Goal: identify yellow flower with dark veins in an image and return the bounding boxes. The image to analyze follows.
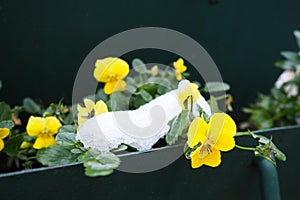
[77,99,108,128]
[26,116,62,149]
[178,81,200,109]
[94,57,130,94]
[173,58,187,80]
[0,128,9,151]
[187,113,236,168]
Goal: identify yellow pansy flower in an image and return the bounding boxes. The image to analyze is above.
[187,113,236,168]
[26,116,62,149]
[0,128,10,151]
[178,81,200,109]
[173,58,187,80]
[77,99,108,128]
[94,57,129,94]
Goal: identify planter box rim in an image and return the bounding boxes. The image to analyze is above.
[1,125,299,178]
[0,142,185,178]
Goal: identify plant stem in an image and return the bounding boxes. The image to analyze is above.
[235,131,252,137]
[27,156,37,160]
[235,144,256,151]
[139,73,144,84]
[214,94,228,101]
[161,66,170,78]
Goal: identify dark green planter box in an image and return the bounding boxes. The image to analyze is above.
[0,126,299,200]
[1,1,300,200]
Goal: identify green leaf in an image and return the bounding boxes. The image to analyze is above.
[197,105,210,122]
[70,148,83,154]
[132,58,147,73]
[4,134,24,156]
[79,149,121,177]
[250,110,274,129]
[63,112,74,125]
[275,60,295,70]
[157,85,171,95]
[109,92,131,111]
[126,84,137,93]
[43,103,57,116]
[250,132,286,163]
[138,90,153,102]
[59,125,76,133]
[294,30,300,49]
[207,96,220,114]
[23,98,41,114]
[139,83,158,95]
[37,145,78,166]
[129,94,149,109]
[112,144,128,152]
[0,101,11,121]
[0,120,14,129]
[166,110,190,145]
[203,82,230,93]
[126,77,136,85]
[56,132,77,147]
[280,51,300,63]
[95,88,108,102]
[23,135,35,142]
[85,168,114,177]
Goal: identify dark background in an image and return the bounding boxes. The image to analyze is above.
[0,0,300,122]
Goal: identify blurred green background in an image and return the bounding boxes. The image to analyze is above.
[0,0,300,122]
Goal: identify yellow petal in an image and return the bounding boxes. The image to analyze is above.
[208,113,236,152]
[175,71,182,80]
[94,100,108,116]
[77,116,87,127]
[94,57,129,83]
[178,82,201,108]
[0,128,9,139]
[190,147,221,168]
[77,104,89,126]
[77,104,88,114]
[187,117,208,148]
[190,83,200,97]
[94,58,115,82]
[33,134,56,149]
[104,80,126,94]
[0,139,4,151]
[83,99,95,113]
[26,116,45,137]
[110,61,130,80]
[45,117,62,135]
[173,58,187,73]
[149,65,158,76]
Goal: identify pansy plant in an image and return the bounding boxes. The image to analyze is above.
[0,57,286,177]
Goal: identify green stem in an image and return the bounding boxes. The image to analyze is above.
[214,94,228,101]
[235,144,256,151]
[139,73,144,84]
[235,131,252,137]
[161,66,169,78]
[271,110,288,121]
[27,156,37,161]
